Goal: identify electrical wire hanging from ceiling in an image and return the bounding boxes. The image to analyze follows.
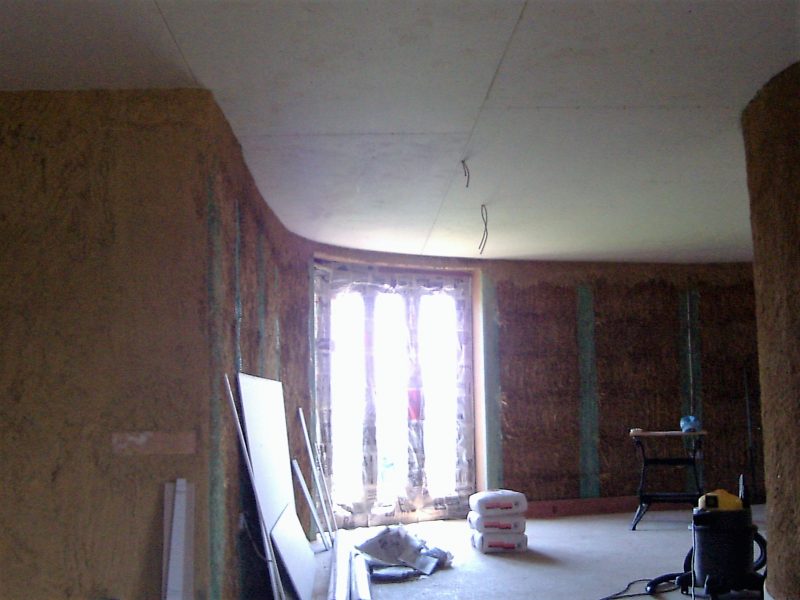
[461,158,488,255]
[479,203,488,255]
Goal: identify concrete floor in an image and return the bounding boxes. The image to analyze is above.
[316,505,767,600]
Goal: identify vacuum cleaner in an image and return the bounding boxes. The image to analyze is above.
[645,475,766,599]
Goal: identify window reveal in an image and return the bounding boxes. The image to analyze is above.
[314,261,475,526]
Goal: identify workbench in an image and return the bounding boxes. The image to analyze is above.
[629,429,706,530]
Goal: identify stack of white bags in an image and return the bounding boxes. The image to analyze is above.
[468,489,528,553]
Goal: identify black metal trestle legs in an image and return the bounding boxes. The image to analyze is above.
[630,502,650,531]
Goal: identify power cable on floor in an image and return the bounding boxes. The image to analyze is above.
[596,577,678,600]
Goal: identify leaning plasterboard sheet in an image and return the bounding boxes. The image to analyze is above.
[238,373,295,530]
[162,480,195,600]
[271,504,316,600]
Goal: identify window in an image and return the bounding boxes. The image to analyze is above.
[314,260,474,526]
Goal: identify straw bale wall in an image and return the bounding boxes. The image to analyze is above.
[594,280,683,497]
[495,282,581,499]
[0,88,763,599]
[742,61,800,600]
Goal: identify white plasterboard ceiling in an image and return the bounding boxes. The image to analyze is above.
[2,1,798,261]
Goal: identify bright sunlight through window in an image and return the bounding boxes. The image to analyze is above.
[329,291,366,502]
[329,291,460,504]
[419,293,459,498]
[314,261,474,524]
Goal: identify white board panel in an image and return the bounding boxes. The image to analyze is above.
[162,480,195,600]
[271,505,316,600]
[238,373,295,531]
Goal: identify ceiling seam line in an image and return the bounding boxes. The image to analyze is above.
[240,132,472,139]
[476,0,529,116]
[153,0,199,86]
[492,104,739,111]
[420,0,529,256]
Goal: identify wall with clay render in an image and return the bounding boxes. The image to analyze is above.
[742,62,800,600]
[0,89,316,600]
[0,89,764,599]
[479,262,760,503]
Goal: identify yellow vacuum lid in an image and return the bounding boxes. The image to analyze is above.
[698,489,744,511]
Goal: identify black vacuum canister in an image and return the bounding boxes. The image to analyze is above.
[692,507,757,583]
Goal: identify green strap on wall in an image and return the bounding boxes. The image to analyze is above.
[482,275,503,490]
[577,284,600,498]
[679,289,703,490]
[255,236,267,376]
[679,289,703,419]
[234,196,243,373]
[206,177,224,600]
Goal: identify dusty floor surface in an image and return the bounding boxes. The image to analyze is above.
[315,505,767,600]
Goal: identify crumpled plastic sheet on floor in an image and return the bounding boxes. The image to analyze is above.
[355,525,453,583]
